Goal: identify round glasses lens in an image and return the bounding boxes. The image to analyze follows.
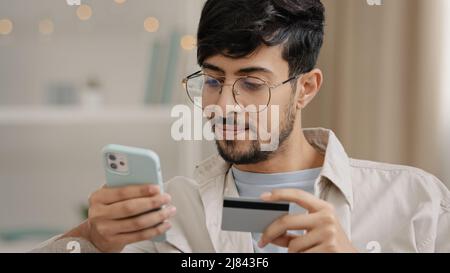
[186,75,222,108]
[234,77,270,112]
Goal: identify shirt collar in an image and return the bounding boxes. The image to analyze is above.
[303,128,353,209]
[194,128,354,209]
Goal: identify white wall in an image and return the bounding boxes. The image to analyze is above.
[0,0,203,105]
[0,108,206,231]
[0,0,209,236]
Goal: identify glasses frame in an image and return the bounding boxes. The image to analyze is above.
[182,70,301,112]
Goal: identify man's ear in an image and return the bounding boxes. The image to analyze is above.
[295,68,323,109]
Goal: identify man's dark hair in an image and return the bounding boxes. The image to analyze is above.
[197,0,325,77]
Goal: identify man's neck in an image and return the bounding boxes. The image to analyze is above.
[235,127,324,174]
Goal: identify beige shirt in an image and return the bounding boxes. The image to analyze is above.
[33,128,450,253]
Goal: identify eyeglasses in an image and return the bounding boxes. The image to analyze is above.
[182,70,300,112]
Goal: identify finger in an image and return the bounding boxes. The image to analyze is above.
[90,184,161,205]
[287,229,322,253]
[98,193,172,219]
[302,244,327,253]
[114,221,172,246]
[109,205,177,234]
[260,188,331,213]
[268,233,297,248]
[259,213,321,248]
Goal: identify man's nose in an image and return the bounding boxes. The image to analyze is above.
[215,84,238,116]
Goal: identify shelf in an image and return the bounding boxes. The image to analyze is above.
[0,105,177,124]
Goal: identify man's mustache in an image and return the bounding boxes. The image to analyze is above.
[210,116,262,132]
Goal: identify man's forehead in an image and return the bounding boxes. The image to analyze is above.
[203,44,287,75]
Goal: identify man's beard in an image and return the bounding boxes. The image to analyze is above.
[215,102,297,165]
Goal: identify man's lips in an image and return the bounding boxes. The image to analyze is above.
[214,124,249,132]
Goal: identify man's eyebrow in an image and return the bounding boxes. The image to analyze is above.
[202,63,274,76]
[236,66,274,75]
[202,63,225,74]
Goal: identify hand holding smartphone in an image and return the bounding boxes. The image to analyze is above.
[66,144,175,252]
[102,144,170,242]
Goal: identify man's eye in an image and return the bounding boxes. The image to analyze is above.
[241,80,265,91]
[204,78,221,88]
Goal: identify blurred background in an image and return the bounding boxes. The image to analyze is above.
[0,0,448,251]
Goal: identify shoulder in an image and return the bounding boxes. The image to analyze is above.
[349,158,450,210]
[163,176,201,203]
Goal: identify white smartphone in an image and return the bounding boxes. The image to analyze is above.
[102,144,166,242]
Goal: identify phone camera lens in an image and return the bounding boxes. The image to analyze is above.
[109,154,116,161]
[110,163,118,169]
